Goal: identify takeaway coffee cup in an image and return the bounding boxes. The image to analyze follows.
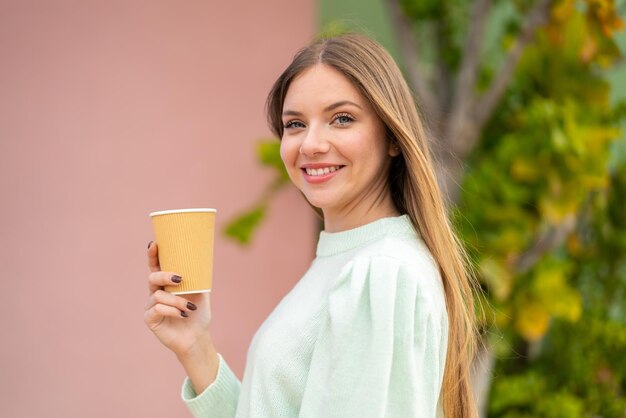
[149,208,216,294]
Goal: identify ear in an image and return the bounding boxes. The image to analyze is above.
[388,142,401,157]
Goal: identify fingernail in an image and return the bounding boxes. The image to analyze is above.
[187,301,197,311]
[147,240,153,250]
[171,275,182,283]
[180,310,188,318]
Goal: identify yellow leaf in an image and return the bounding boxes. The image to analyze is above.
[580,34,597,63]
[533,264,566,294]
[515,301,550,341]
[495,305,512,329]
[551,288,583,322]
[551,0,575,23]
[539,192,580,224]
[511,158,538,182]
[579,173,609,189]
[539,197,572,223]
[531,263,583,322]
[566,233,583,255]
[479,258,513,302]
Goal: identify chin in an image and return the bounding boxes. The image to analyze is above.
[302,194,337,211]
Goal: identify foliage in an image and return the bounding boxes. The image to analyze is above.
[225,0,626,414]
[223,140,288,244]
[487,163,626,417]
[448,1,626,415]
[255,140,290,183]
[456,0,624,339]
[224,205,267,245]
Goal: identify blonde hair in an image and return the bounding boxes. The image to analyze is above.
[266,33,478,418]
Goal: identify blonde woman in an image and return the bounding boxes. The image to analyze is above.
[144,33,477,418]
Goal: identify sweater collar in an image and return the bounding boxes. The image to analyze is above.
[316,214,417,257]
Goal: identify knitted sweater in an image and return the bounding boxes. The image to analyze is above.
[181,215,448,417]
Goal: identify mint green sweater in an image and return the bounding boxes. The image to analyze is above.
[181,215,448,417]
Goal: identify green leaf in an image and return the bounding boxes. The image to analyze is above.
[316,20,349,39]
[256,140,290,182]
[479,257,514,302]
[223,205,267,245]
[489,372,546,413]
[399,0,441,20]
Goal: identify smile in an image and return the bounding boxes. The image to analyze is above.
[301,165,345,184]
[304,166,343,176]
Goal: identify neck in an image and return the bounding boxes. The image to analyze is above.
[321,193,400,233]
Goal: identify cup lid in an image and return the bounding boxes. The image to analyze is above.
[149,208,217,217]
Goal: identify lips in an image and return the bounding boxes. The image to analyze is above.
[304,165,343,176]
[301,165,345,184]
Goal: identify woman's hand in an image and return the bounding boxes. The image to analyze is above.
[144,241,220,394]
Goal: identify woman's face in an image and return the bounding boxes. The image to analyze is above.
[280,64,399,222]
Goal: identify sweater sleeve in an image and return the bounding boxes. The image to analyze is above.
[299,255,448,418]
[180,354,241,418]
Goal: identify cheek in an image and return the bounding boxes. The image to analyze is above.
[343,131,387,167]
[280,140,302,187]
[280,140,297,169]
[356,139,391,176]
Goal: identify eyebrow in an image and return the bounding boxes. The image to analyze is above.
[282,100,363,117]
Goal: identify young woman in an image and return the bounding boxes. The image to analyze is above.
[144,33,477,418]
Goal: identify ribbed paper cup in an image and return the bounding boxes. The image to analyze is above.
[149,208,216,294]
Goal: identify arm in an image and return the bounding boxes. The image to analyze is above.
[144,242,240,417]
[177,335,220,395]
[181,354,241,418]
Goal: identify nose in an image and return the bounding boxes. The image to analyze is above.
[299,124,331,156]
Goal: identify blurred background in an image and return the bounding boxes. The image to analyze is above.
[1,0,625,417]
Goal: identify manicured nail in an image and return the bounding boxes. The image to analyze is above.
[187,302,197,311]
[180,310,188,318]
[147,240,153,250]
[171,275,182,283]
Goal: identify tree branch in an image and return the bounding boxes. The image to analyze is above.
[471,341,496,418]
[434,16,454,116]
[385,0,438,117]
[514,214,576,274]
[445,0,491,151]
[472,0,552,131]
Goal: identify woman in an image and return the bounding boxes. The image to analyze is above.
[144,33,477,418]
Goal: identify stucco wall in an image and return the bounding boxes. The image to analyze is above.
[0,1,315,416]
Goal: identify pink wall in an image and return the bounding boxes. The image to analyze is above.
[0,1,315,416]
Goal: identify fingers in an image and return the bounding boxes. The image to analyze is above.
[144,290,197,328]
[144,301,188,328]
[147,241,160,272]
[148,270,183,295]
[146,241,182,295]
[144,289,196,313]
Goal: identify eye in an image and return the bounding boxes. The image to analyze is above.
[284,120,306,129]
[333,112,355,126]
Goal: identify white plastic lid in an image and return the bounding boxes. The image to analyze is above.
[149,208,217,217]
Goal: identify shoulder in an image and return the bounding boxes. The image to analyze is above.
[353,234,441,288]
[336,234,446,312]
[327,234,448,343]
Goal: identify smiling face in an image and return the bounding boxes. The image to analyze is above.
[280,64,400,231]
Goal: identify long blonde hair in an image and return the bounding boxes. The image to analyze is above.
[266,33,478,418]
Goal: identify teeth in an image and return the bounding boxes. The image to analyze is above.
[305,166,342,176]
